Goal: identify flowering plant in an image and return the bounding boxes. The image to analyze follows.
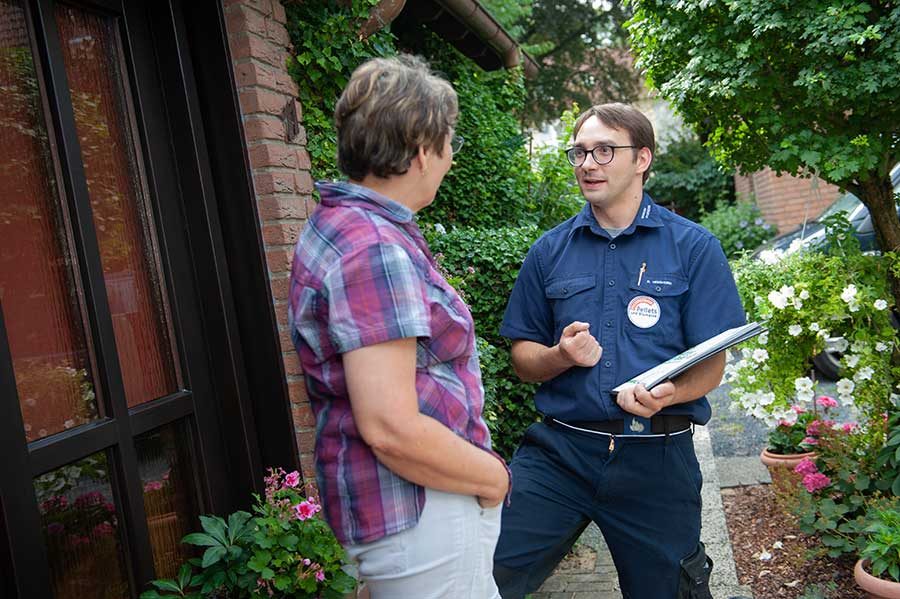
[857,497,900,582]
[727,214,899,427]
[766,396,842,455]
[141,468,355,599]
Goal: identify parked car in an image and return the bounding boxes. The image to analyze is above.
[753,165,900,380]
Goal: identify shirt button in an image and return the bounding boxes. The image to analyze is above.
[608,280,615,287]
[604,361,612,368]
[609,243,616,250]
[605,320,612,327]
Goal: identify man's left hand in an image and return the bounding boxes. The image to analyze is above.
[616,381,677,417]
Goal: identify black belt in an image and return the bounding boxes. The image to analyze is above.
[544,414,693,435]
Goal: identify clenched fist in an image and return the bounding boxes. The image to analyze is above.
[558,321,602,368]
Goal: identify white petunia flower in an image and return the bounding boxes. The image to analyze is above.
[833,338,849,353]
[758,392,776,406]
[788,325,803,336]
[780,285,795,298]
[817,329,830,338]
[809,322,820,332]
[836,378,855,396]
[849,301,860,313]
[754,296,763,305]
[874,299,888,311]
[768,290,787,310]
[844,354,860,368]
[841,284,858,303]
[759,332,769,345]
[876,342,888,352]
[793,297,803,309]
[799,290,810,300]
[759,250,782,265]
[794,377,814,394]
[854,366,874,382]
[752,349,769,363]
[433,223,447,235]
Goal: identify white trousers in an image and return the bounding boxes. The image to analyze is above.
[344,488,502,599]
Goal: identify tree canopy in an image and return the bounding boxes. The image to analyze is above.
[628,0,900,300]
[482,0,642,125]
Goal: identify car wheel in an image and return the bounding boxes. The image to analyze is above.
[812,350,842,382]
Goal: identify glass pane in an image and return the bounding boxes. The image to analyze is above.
[34,452,130,599]
[0,0,100,441]
[136,420,201,579]
[55,4,179,407]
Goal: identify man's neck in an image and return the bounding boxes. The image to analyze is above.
[590,189,645,229]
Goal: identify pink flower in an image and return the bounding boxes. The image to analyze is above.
[791,405,807,414]
[806,420,822,436]
[841,422,858,433]
[802,472,831,493]
[816,396,838,409]
[315,570,325,582]
[778,419,793,427]
[303,558,311,566]
[284,471,301,488]
[801,436,818,445]
[794,457,818,475]
[143,480,164,492]
[294,500,321,521]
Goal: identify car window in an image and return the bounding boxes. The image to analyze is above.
[821,193,861,219]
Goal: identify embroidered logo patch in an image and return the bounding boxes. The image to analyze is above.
[627,295,660,329]
[629,418,645,433]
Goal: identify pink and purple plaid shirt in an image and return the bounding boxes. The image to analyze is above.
[288,181,497,545]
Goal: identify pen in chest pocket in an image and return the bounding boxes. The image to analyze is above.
[637,262,646,286]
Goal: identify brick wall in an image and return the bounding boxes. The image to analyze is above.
[735,168,842,234]
[223,0,317,482]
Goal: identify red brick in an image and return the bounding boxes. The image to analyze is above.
[295,170,313,194]
[225,5,269,38]
[265,245,294,273]
[283,351,303,376]
[296,148,311,170]
[254,170,296,195]
[299,454,316,483]
[296,429,316,454]
[269,273,292,300]
[278,327,292,350]
[262,221,302,246]
[238,88,292,115]
[234,60,297,95]
[291,402,316,427]
[243,116,286,142]
[229,32,285,68]
[272,0,286,23]
[250,143,299,169]
[258,195,311,220]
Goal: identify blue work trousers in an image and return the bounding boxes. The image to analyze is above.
[492,421,703,598]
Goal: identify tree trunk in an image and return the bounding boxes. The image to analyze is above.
[859,174,900,311]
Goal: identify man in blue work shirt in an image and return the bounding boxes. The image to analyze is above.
[492,103,745,598]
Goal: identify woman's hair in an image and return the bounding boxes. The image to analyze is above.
[334,54,458,181]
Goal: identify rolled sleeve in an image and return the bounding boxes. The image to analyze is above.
[324,243,431,353]
[500,244,554,346]
[681,237,746,346]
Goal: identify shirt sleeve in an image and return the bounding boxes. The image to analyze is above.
[681,236,747,347]
[323,243,431,354]
[499,242,554,346]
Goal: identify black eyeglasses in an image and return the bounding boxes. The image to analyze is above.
[564,144,637,167]
[451,134,465,155]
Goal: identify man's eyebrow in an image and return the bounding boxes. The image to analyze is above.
[573,140,616,147]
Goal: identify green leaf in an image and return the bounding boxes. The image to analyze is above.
[201,546,226,568]
[178,563,192,589]
[182,532,220,547]
[150,580,181,592]
[199,515,227,545]
[892,474,900,496]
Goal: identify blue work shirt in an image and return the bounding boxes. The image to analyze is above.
[500,193,745,425]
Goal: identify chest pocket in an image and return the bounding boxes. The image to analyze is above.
[545,274,597,329]
[626,273,688,335]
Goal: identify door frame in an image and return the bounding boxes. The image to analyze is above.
[0,1,298,596]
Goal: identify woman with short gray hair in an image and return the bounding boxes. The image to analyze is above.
[288,54,509,598]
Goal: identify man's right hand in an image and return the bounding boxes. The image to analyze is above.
[557,321,602,367]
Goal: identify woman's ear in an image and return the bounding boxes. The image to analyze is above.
[414,145,430,176]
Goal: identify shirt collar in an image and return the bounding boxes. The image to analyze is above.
[573,192,664,236]
[316,181,414,224]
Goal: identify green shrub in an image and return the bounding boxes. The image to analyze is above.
[426,225,542,458]
[699,201,775,258]
[645,136,735,222]
[529,104,585,230]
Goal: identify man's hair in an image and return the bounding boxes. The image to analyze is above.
[572,103,655,183]
[335,54,458,181]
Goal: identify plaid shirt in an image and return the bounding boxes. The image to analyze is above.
[289,181,497,545]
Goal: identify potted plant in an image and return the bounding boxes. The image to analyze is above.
[854,498,900,598]
[140,468,356,599]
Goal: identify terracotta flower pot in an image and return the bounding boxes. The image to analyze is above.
[855,559,900,598]
[759,448,817,470]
